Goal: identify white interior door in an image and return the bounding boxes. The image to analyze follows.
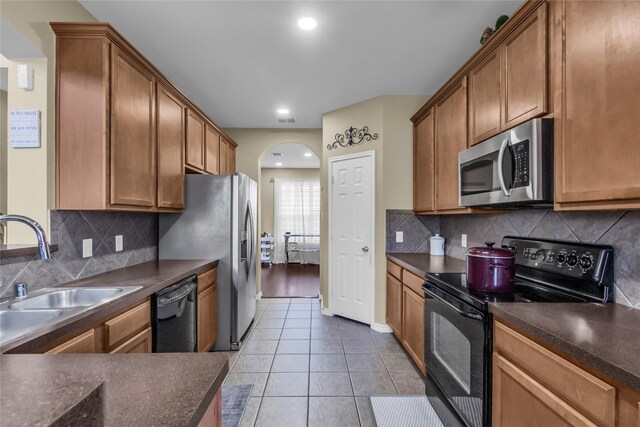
[329,151,374,324]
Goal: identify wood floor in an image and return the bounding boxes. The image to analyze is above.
[261,264,320,298]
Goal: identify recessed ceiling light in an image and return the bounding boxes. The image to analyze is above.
[297,17,317,31]
[275,162,283,167]
[304,152,312,157]
[277,108,289,115]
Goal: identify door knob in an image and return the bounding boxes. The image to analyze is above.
[362,246,369,253]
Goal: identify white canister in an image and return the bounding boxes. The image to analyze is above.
[429,234,445,256]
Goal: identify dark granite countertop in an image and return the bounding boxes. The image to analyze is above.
[386,253,466,278]
[1,259,217,354]
[0,352,229,426]
[490,302,640,392]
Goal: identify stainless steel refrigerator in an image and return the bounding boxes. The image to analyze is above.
[159,173,257,351]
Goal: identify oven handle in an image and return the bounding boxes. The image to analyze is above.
[497,138,512,197]
[423,285,484,321]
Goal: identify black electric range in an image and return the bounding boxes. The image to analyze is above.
[422,236,614,427]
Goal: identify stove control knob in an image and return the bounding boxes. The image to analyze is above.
[557,253,566,263]
[580,256,593,270]
[566,254,578,267]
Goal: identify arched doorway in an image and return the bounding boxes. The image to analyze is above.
[259,143,321,298]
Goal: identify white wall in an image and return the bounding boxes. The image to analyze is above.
[321,95,427,325]
[0,1,97,243]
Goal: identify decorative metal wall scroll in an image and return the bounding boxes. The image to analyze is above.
[327,126,379,150]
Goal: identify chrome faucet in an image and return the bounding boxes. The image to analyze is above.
[0,214,51,259]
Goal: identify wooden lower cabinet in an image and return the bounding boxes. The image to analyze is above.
[36,299,151,354]
[494,320,640,427]
[198,268,218,352]
[387,260,426,375]
[493,353,596,427]
[109,327,152,354]
[46,329,95,354]
[386,273,402,339]
[198,388,222,427]
[401,285,425,374]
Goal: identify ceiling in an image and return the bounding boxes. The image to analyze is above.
[80,1,520,129]
[261,143,320,168]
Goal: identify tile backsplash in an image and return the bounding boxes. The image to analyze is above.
[386,209,640,308]
[0,211,158,298]
[386,210,440,253]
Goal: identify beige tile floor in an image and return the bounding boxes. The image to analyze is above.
[223,297,425,427]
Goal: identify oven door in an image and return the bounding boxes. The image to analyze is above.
[423,283,489,427]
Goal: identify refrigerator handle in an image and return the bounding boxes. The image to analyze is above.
[245,204,255,274]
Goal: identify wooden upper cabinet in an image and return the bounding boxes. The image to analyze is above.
[501,2,547,129]
[186,110,206,171]
[156,84,185,209]
[413,108,435,212]
[205,125,220,175]
[468,49,502,145]
[110,47,156,207]
[554,0,640,210]
[434,78,468,212]
[228,144,236,174]
[219,138,229,175]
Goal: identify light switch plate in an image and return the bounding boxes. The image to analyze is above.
[115,235,123,252]
[461,234,468,248]
[395,231,404,243]
[82,239,93,258]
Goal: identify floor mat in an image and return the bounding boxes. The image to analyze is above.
[370,395,445,427]
[222,384,253,427]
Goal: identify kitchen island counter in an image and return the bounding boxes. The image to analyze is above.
[0,352,229,426]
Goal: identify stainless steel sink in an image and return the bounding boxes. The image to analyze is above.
[9,287,139,310]
[0,285,142,346]
[0,309,66,344]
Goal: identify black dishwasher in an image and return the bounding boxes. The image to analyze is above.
[152,275,198,353]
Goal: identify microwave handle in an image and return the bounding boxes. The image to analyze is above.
[497,138,512,197]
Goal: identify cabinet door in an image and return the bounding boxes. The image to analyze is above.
[413,109,435,212]
[401,286,425,374]
[109,327,152,353]
[205,125,220,175]
[219,138,229,175]
[110,47,156,207]
[386,273,403,340]
[554,0,640,209]
[156,84,185,209]
[501,3,547,129]
[493,354,596,427]
[468,49,502,145]
[198,284,218,352]
[186,110,205,170]
[434,78,468,212]
[46,329,95,354]
[228,145,236,174]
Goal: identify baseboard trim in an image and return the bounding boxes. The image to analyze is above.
[371,323,393,333]
[321,307,334,317]
[255,292,263,300]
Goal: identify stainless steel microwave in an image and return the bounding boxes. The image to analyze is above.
[459,118,553,208]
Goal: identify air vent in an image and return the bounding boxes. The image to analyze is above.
[277,116,297,123]
[271,152,284,157]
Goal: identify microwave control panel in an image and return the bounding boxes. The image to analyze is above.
[511,141,530,188]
